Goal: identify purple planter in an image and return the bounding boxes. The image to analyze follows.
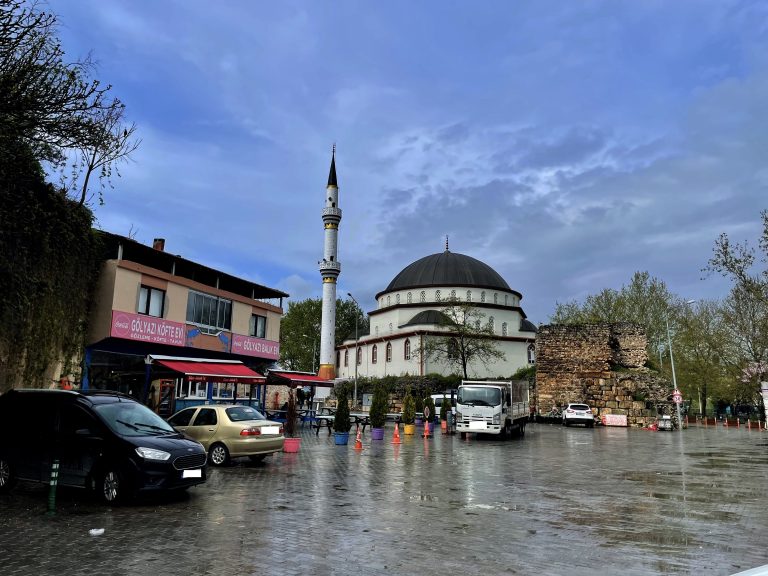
[371,427,385,440]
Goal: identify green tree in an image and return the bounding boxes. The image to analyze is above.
[279,297,369,372]
[411,297,505,379]
[369,382,389,429]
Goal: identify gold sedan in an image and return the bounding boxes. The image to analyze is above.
[168,404,284,466]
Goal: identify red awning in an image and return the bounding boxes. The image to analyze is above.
[156,360,266,384]
[268,371,335,387]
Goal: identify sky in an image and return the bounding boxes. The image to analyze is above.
[52,0,767,323]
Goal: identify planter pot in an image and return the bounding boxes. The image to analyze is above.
[283,437,301,453]
[334,432,350,445]
[440,420,448,432]
[403,423,416,435]
[370,427,385,440]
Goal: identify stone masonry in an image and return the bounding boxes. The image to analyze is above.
[535,323,671,427]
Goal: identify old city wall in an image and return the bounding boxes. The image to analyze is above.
[536,323,669,427]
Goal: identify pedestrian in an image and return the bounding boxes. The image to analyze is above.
[296,387,305,409]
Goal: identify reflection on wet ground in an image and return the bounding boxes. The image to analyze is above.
[1,424,767,575]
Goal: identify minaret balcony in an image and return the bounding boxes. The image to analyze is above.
[322,207,342,223]
[318,260,341,275]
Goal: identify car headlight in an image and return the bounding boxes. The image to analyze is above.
[455,410,462,420]
[135,447,171,461]
[493,413,500,424]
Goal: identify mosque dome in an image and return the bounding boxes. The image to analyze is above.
[377,250,513,298]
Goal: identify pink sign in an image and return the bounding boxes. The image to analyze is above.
[231,334,280,360]
[111,311,186,346]
[601,414,628,427]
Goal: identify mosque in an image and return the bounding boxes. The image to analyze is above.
[315,148,536,382]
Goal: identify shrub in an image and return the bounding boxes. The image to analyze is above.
[369,383,389,428]
[401,390,415,424]
[424,396,436,422]
[440,394,449,420]
[333,383,351,433]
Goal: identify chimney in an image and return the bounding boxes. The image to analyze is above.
[152,238,165,251]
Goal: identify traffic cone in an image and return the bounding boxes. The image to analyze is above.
[354,427,363,451]
[392,422,402,444]
[423,420,432,438]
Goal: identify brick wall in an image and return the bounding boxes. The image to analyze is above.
[535,323,669,427]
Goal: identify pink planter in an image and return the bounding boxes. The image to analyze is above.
[283,437,301,453]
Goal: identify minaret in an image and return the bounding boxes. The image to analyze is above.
[317,146,341,380]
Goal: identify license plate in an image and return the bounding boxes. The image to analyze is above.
[182,469,202,478]
[262,426,280,434]
[469,421,487,430]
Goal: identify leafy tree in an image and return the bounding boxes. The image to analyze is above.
[279,297,369,372]
[411,297,505,379]
[0,0,138,204]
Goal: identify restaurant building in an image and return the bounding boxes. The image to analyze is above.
[83,231,293,415]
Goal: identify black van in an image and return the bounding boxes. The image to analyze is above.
[0,389,207,503]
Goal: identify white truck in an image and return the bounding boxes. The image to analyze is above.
[455,380,529,438]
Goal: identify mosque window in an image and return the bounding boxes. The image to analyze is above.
[344,350,348,367]
[357,347,362,366]
[435,290,441,301]
[386,343,392,362]
[420,291,426,303]
[466,290,472,302]
[389,323,393,333]
[407,292,412,303]
[372,345,378,364]
[494,293,498,304]
[505,295,509,306]
[528,343,536,364]
[375,326,379,337]
[481,291,486,303]
[489,317,495,333]
[396,294,400,304]
[404,338,411,360]
[387,295,391,306]
[450,290,456,299]
[502,322,508,336]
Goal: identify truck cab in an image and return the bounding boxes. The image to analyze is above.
[455,380,529,438]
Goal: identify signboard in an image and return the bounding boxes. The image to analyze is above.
[110,311,185,346]
[231,334,280,360]
[601,414,628,427]
[672,390,683,404]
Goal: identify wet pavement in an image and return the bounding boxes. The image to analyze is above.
[1,423,767,576]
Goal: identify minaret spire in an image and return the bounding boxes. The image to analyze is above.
[318,146,342,380]
[445,235,449,251]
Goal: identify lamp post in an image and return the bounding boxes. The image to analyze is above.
[347,292,360,408]
[665,300,695,430]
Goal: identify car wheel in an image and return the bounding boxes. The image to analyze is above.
[0,457,16,492]
[97,466,124,504]
[209,443,230,467]
[248,455,267,463]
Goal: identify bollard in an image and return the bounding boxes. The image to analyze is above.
[47,459,60,515]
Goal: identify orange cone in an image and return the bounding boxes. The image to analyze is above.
[354,427,363,451]
[423,420,432,438]
[392,422,402,444]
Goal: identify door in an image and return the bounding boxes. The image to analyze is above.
[167,407,198,436]
[157,380,176,417]
[58,404,103,487]
[184,408,219,449]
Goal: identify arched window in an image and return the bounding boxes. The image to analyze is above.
[375,325,379,336]
[481,291,486,303]
[407,292,412,303]
[489,317,495,333]
[404,338,411,360]
[389,322,393,333]
[528,343,536,364]
[386,343,392,362]
[505,295,509,306]
[387,295,391,306]
[396,294,400,304]
[494,293,498,304]
[420,291,426,303]
[450,290,456,299]
[344,350,348,367]
[372,345,378,364]
[435,289,441,301]
[502,322,508,336]
[357,347,362,366]
[466,290,472,302]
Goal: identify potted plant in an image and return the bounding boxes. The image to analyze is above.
[414,394,424,426]
[439,393,449,433]
[401,389,416,435]
[333,383,351,445]
[369,383,388,440]
[283,389,301,453]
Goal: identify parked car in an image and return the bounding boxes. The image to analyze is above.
[562,403,595,427]
[167,404,284,466]
[0,389,207,503]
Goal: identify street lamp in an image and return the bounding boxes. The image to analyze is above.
[347,292,360,408]
[665,299,696,430]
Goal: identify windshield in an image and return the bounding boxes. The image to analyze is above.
[457,386,501,407]
[95,401,176,437]
[226,406,266,422]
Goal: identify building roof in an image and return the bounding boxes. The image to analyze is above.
[520,319,538,333]
[400,309,451,328]
[327,147,337,187]
[378,250,512,298]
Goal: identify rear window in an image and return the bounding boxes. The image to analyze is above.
[570,404,590,411]
[226,406,266,422]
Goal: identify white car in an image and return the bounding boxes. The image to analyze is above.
[562,403,595,427]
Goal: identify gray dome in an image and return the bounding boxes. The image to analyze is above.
[400,310,451,328]
[520,319,538,333]
[378,250,512,297]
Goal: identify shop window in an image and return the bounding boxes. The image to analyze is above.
[139,285,165,317]
[186,290,231,332]
[249,314,267,338]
